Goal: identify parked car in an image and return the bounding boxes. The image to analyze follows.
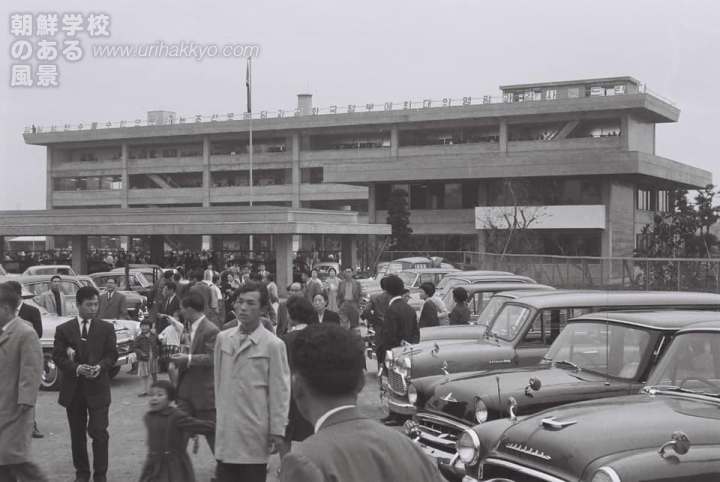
[458,317,720,482]
[364,268,462,311]
[93,270,154,298]
[360,257,457,292]
[0,280,141,391]
[22,264,77,276]
[382,291,720,419]
[434,271,535,298]
[75,275,146,320]
[406,310,720,479]
[111,264,165,284]
[312,261,341,281]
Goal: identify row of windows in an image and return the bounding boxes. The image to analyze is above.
[637,189,670,212]
[54,176,122,191]
[375,182,477,210]
[488,178,602,206]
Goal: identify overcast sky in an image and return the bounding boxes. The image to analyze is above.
[2,0,719,210]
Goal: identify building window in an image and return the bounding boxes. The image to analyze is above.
[54,176,122,191]
[657,190,669,212]
[637,189,653,211]
[444,183,462,209]
[300,168,323,184]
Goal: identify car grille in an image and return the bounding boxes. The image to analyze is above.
[388,369,407,395]
[416,413,465,448]
[482,461,564,482]
[117,341,132,355]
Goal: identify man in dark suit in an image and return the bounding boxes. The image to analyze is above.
[5,281,45,439]
[361,277,390,365]
[168,292,219,454]
[155,281,180,334]
[280,323,442,482]
[52,286,118,482]
[97,279,129,320]
[276,283,302,336]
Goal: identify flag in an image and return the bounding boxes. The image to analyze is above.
[246,57,252,113]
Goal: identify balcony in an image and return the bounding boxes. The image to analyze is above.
[128,156,204,174]
[507,136,622,153]
[210,152,292,170]
[299,183,368,201]
[209,184,294,204]
[475,205,606,230]
[375,209,477,235]
[299,148,390,164]
[52,159,122,175]
[53,190,123,207]
[127,187,203,205]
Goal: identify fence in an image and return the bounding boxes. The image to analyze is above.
[374,251,720,293]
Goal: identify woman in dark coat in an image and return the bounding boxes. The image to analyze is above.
[449,286,471,325]
[418,282,440,328]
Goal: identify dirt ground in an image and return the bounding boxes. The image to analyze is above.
[30,360,386,482]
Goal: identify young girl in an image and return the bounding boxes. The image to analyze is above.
[138,380,215,482]
[134,320,159,397]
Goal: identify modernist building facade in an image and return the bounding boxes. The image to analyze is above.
[25,76,711,258]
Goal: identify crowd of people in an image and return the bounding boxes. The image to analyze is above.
[0,264,449,482]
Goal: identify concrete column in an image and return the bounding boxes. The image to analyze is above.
[46,147,53,210]
[71,235,88,275]
[601,177,612,257]
[390,126,399,158]
[121,142,129,208]
[149,235,165,265]
[341,235,358,271]
[202,137,210,207]
[499,120,508,154]
[0,236,4,262]
[292,133,300,208]
[275,234,292,297]
[621,114,630,151]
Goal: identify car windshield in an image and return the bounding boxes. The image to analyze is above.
[646,332,720,397]
[398,272,419,288]
[134,273,152,287]
[486,304,532,341]
[475,296,512,326]
[544,322,652,379]
[437,277,464,292]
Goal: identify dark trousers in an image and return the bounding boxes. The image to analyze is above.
[176,398,216,454]
[216,463,267,482]
[0,463,48,482]
[66,394,110,482]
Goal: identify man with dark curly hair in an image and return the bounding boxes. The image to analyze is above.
[280,323,442,482]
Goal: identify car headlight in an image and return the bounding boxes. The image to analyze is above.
[456,428,481,465]
[408,383,418,406]
[591,467,621,482]
[384,352,394,370]
[474,397,488,423]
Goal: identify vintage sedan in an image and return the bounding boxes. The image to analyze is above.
[22,264,77,276]
[92,270,155,298]
[406,310,720,480]
[434,271,536,299]
[382,291,720,419]
[459,318,720,482]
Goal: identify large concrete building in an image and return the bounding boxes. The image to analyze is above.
[24,76,711,258]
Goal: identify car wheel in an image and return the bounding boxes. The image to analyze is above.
[108,366,121,379]
[40,351,62,391]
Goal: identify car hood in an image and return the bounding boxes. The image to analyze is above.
[420,324,486,342]
[41,314,134,346]
[394,339,515,380]
[423,365,628,424]
[486,394,720,478]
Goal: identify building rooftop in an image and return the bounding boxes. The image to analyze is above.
[500,76,641,91]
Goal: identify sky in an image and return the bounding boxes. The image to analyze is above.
[1,0,719,210]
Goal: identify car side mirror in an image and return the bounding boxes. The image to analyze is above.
[659,431,690,457]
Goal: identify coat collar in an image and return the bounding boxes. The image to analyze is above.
[0,316,21,347]
[227,321,267,356]
[317,406,365,431]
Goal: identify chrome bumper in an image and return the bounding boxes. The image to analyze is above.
[115,352,137,366]
[385,389,417,415]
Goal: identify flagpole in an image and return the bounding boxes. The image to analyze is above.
[247,57,254,254]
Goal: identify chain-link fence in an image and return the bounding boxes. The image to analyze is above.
[374,251,720,293]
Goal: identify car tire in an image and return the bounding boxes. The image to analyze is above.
[40,351,62,391]
[108,366,121,379]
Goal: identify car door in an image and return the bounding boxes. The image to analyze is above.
[513,309,573,366]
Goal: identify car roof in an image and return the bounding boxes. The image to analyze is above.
[390,257,435,264]
[398,268,461,274]
[93,271,144,276]
[507,291,720,310]
[454,283,554,293]
[26,264,73,269]
[572,310,720,330]
[675,319,720,334]
[446,270,515,277]
[0,274,83,284]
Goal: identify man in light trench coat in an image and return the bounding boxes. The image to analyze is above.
[0,284,47,481]
[214,281,291,482]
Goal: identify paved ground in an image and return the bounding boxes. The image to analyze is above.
[31,360,386,482]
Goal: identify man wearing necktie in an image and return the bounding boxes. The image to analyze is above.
[52,286,118,482]
[97,279,129,321]
[168,292,219,455]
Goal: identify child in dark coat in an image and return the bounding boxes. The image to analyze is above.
[138,380,215,482]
